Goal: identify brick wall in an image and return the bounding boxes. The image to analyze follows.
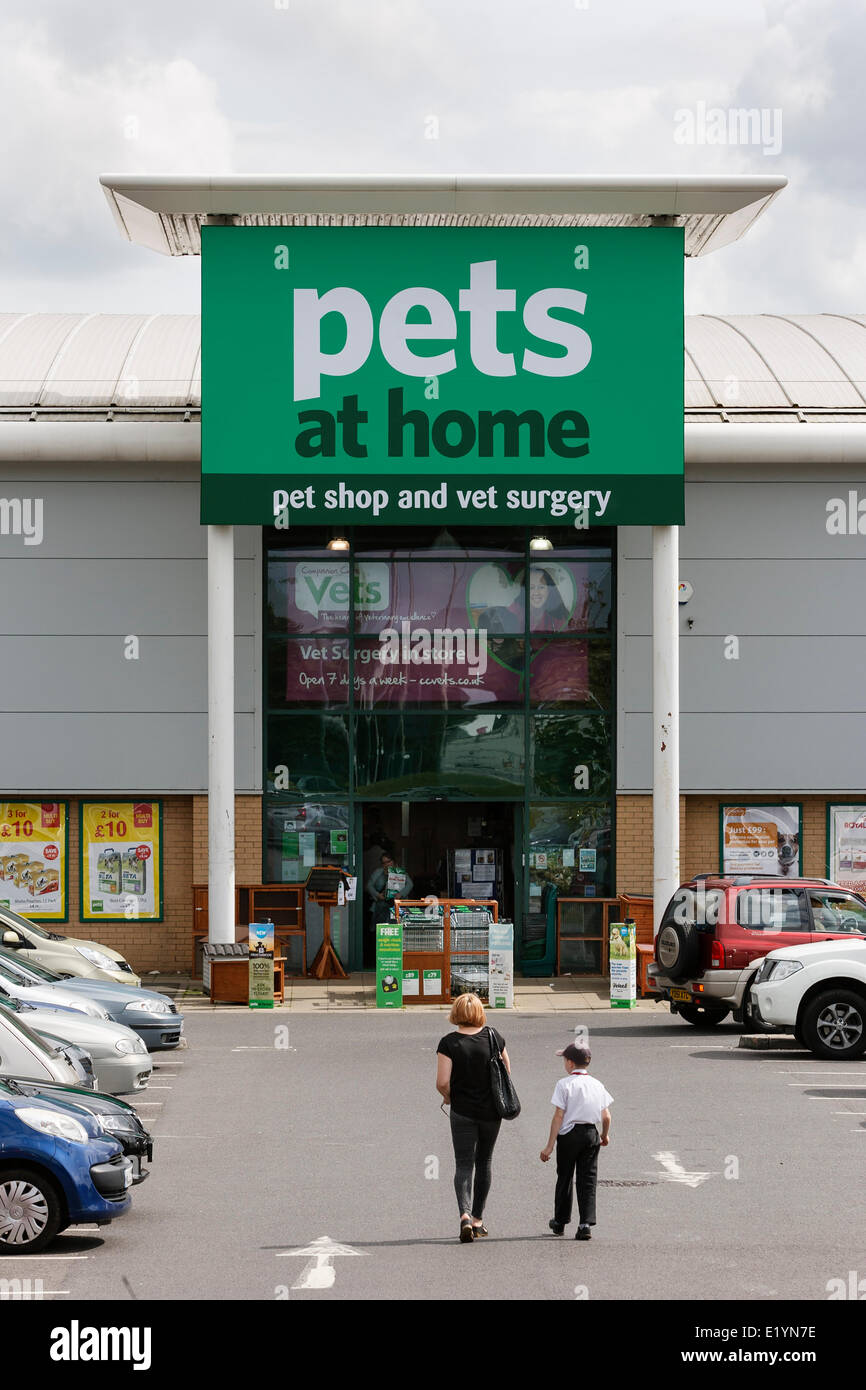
[192,795,263,884]
[617,792,852,895]
[47,794,263,976]
[57,797,193,977]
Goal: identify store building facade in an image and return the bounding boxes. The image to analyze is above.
[3,302,865,975]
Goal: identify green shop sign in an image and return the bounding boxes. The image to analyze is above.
[202,226,684,527]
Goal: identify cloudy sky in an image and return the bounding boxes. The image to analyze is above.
[1,0,863,316]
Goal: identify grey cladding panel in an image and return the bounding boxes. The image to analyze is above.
[0,713,257,793]
[621,713,866,792]
[0,480,260,559]
[619,482,866,561]
[0,636,256,713]
[622,636,866,713]
[0,559,256,635]
[621,559,866,636]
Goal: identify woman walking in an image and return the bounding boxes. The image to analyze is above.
[436,993,512,1243]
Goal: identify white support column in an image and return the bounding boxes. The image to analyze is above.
[652,525,680,935]
[208,524,235,944]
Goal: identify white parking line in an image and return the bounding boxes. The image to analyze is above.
[0,1255,89,1261]
[788,1083,866,1088]
[834,1111,866,1115]
[778,1070,866,1076]
[230,1047,275,1051]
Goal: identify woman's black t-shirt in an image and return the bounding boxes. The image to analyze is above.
[437,1026,506,1122]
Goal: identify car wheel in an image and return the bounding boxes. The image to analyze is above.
[677,1003,730,1028]
[741,985,777,1035]
[656,920,701,982]
[801,990,866,1060]
[0,1169,63,1254]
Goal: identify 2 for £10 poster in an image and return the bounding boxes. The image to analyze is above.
[81,801,162,921]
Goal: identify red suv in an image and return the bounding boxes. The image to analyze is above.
[649,875,866,1028]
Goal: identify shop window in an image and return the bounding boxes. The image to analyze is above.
[528,803,613,900]
[529,638,611,709]
[354,560,526,635]
[264,802,350,883]
[270,638,350,709]
[266,714,350,794]
[529,713,612,799]
[355,711,525,798]
[353,637,524,708]
[527,560,611,633]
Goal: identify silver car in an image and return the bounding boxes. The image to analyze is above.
[0,997,152,1095]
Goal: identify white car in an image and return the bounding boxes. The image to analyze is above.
[0,1007,92,1088]
[0,998,152,1094]
[751,937,866,1060]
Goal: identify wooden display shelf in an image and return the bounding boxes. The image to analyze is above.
[192,884,306,975]
[209,957,286,1004]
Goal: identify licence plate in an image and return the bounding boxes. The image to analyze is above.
[670,988,692,1003]
[123,1166,133,1189]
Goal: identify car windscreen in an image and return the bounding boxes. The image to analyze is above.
[0,906,64,941]
[0,945,61,984]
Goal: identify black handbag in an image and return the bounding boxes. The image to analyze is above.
[487,1026,521,1120]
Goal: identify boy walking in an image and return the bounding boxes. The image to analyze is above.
[540,1043,612,1240]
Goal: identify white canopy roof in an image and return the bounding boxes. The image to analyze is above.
[99,174,786,258]
[1,311,863,420]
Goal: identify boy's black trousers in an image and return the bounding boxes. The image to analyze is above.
[554,1123,600,1227]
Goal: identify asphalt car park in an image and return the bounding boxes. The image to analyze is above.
[5,1008,866,1302]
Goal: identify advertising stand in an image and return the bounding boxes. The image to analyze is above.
[609,921,636,1009]
[376,921,403,1008]
[488,921,515,1010]
[248,921,275,1010]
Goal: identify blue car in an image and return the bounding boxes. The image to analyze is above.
[0,1092,132,1252]
[0,946,184,1050]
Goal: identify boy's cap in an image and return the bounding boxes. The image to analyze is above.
[556,1043,591,1065]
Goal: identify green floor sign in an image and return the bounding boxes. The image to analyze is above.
[376,922,403,1008]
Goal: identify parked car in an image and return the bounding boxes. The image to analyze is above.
[0,1090,132,1252]
[751,937,866,1059]
[0,954,113,1021]
[649,875,866,1029]
[0,1077,153,1183]
[0,996,152,1095]
[0,946,183,1049]
[0,1004,94,1089]
[0,904,141,985]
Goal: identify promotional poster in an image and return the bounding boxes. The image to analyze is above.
[721,805,801,878]
[0,801,67,920]
[80,801,162,920]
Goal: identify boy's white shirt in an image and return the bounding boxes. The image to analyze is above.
[551,1069,614,1135]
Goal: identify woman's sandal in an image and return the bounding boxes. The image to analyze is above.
[459,1219,475,1244]
[472,1224,488,1238]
